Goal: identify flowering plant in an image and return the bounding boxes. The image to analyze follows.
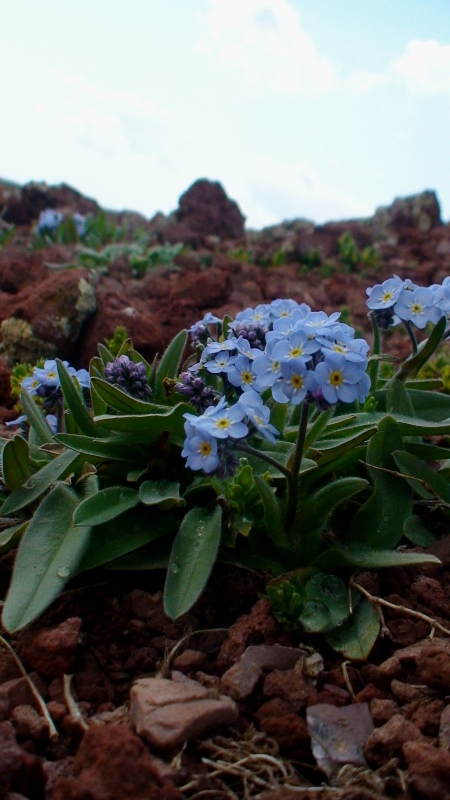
[1,278,449,659]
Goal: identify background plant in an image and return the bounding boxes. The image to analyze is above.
[1,278,449,661]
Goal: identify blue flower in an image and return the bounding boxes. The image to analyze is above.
[204,351,236,374]
[366,275,404,310]
[74,369,90,389]
[238,389,279,443]
[37,208,63,233]
[394,286,441,329]
[252,341,282,390]
[33,360,63,388]
[272,329,319,364]
[227,355,256,389]
[272,360,316,405]
[181,428,219,473]
[196,398,248,440]
[314,352,366,405]
[72,213,86,237]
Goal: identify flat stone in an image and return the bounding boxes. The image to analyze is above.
[221,644,307,700]
[306,703,374,782]
[129,677,238,749]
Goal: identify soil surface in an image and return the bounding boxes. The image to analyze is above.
[0,179,450,798]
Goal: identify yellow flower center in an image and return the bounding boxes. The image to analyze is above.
[291,374,303,389]
[242,371,253,384]
[411,303,423,314]
[216,418,230,430]
[330,370,343,386]
[290,347,303,358]
[382,291,394,302]
[200,441,212,456]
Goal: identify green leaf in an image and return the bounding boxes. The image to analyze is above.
[300,573,350,633]
[139,480,185,509]
[386,315,446,384]
[56,359,106,437]
[403,515,436,546]
[0,520,28,555]
[347,416,412,548]
[308,426,378,466]
[2,484,92,632]
[312,542,440,571]
[386,379,415,416]
[405,442,450,461]
[20,388,53,445]
[164,505,222,619]
[1,449,84,515]
[325,597,380,661]
[76,506,176,572]
[90,377,157,415]
[1,435,32,492]
[106,536,173,570]
[304,407,334,450]
[73,487,140,526]
[97,343,114,366]
[55,433,146,463]
[393,449,450,504]
[94,402,191,446]
[154,330,187,403]
[254,475,287,549]
[295,477,368,561]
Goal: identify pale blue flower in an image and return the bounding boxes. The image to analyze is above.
[314,352,365,405]
[181,429,219,473]
[272,329,319,364]
[394,286,441,329]
[196,399,248,440]
[238,389,279,443]
[227,355,256,389]
[272,360,315,405]
[366,275,404,310]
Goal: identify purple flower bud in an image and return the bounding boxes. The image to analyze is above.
[105,355,152,399]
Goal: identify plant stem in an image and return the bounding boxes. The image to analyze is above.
[235,443,290,480]
[284,402,310,533]
[404,320,418,355]
[367,314,381,390]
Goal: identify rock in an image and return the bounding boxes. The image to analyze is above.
[306,703,374,782]
[262,668,317,711]
[416,643,450,692]
[407,699,445,736]
[10,704,48,740]
[176,179,245,242]
[172,649,206,673]
[220,660,262,700]
[255,698,312,761]
[18,617,82,679]
[372,190,442,244]
[363,713,424,767]
[0,721,23,796]
[0,269,96,364]
[403,740,450,800]
[369,698,399,727]
[51,723,182,800]
[221,644,306,700]
[129,676,239,749]
[439,703,450,749]
[0,678,39,721]
[2,181,99,226]
[217,598,279,668]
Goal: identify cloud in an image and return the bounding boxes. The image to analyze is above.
[199,0,336,94]
[51,72,169,120]
[390,40,450,94]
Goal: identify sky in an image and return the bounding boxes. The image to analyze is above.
[1,0,450,229]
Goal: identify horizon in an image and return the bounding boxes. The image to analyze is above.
[2,1,450,228]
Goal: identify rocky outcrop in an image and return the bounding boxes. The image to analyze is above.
[1,181,100,226]
[148,179,246,245]
[373,190,442,245]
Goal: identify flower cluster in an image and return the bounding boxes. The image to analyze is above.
[180,299,371,474]
[104,355,151,399]
[37,209,87,238]
[366,274,450,330]
[7,360,90,433]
